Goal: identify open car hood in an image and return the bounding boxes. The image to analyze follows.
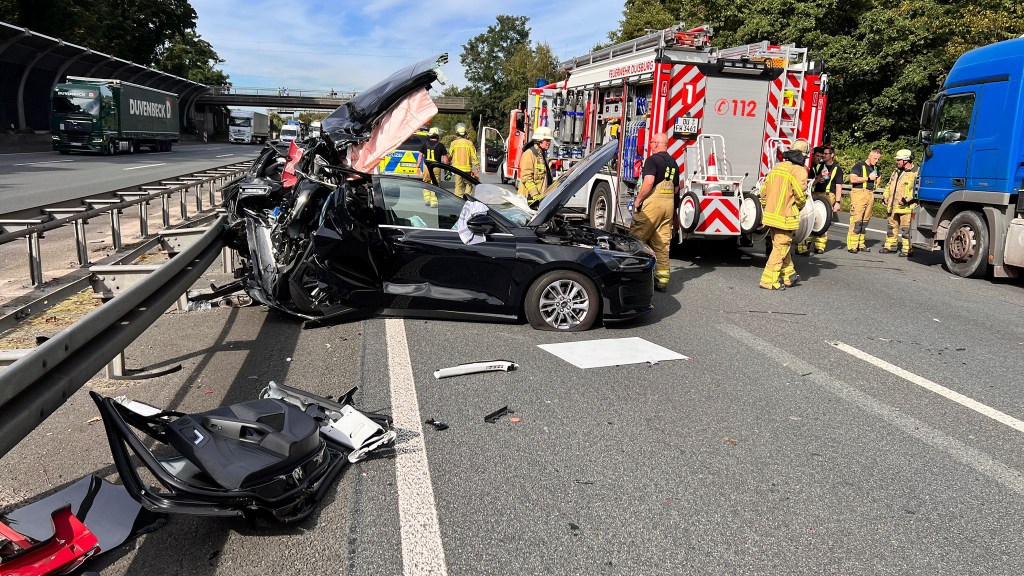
[323,54,447,144]
[527,141,619,227]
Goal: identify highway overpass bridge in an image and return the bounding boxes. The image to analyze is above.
[195,88,469,114]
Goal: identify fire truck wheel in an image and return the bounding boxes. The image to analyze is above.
[589,182,613,231]
[811,197,832,235]
[943,210,989,278]
[739,192,763,233]
[678,191,701,233]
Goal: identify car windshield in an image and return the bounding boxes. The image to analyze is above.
[52,95,100,118]
[281,126,299,135]
[469,184,534,226]
[229,117,252,127]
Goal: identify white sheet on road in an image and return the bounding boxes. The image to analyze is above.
[538,337,688,369]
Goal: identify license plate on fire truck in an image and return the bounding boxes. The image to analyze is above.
[674,116,699,136]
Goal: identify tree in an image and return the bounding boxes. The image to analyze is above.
[498,42,563,115]
[153,30,228,86]
[460,15,531,125]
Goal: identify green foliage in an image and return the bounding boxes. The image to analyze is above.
[604,0,1024,150]
[153,30,228,85]
[0,0,227,86]
[269,112,283,135]
[297,111,328,125]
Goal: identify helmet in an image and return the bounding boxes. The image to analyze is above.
[428,127,441,138]
[455,123,467,136]
[790,139,810,154]
[895,149,913,161]
[533,126,554,141]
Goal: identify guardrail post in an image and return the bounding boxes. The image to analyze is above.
[28,232,43,286]
[109,209,122,251]
[161,194,171,227]
[139,201,149,237]
[208,179,216,207]
[179,189,188,220]
[222,246,235,273]
[73,219,89,266]
[194,184,204,212]
[106,351,125,378]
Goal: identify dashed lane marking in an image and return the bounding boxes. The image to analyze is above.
[831,340,1024,435]
[215,154,234,158]
[13,159,74,166]
[832,221,887,235]
[123,163,167,171]
[385,318,448,576]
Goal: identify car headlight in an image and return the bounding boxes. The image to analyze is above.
[612,255,652,269]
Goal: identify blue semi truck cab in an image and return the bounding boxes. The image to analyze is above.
[914,37,1024,278]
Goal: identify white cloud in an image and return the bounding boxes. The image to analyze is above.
[191,0,625,92]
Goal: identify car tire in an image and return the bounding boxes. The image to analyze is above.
[167,141,173,152]
[107,139,117,156]
[943,210,989,278]
[525,270,599,331]
[589,182,613,231]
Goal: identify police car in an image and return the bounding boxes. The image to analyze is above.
[376,131,429,176]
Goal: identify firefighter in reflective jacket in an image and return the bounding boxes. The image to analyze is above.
[518,126,553,205]
[629,132,678,292]
[759,139,810,290]
[420,127,448,207]
[847,148,881,252]
[880,149,918,256]
[449,123,479,198]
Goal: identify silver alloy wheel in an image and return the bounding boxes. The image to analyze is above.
[538,278,590,330]
[593,195,608,229]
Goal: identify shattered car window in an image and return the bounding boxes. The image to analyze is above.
[469,184,534,226]
[379,176,465,229]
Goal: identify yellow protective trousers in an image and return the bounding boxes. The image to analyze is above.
[629,192,674,288]
[421,168,439,207]
[847,190,873,250]
[454,174,473,198]
[760,229,796,289]
[884,212,913,253]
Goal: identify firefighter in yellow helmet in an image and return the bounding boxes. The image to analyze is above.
[420,127,448,207]
[759,139,809,290]
[629,132,678,292]
[847,148,881,252]
[879,149,918,256]
[518,126,553,205]
[448,123,479,198]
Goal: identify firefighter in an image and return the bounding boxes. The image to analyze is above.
[419,127,448,207]
[518,126,553,205]
[629,132,678,292]
[847,148,881,252]
[759,139,810,290]
[879,149,918,256]
[448,123,479,198]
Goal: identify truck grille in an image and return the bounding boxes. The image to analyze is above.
[63,132,91,144]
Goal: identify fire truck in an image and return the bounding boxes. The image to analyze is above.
[481,25,830,240]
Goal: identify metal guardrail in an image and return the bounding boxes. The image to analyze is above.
[210,86,358,99]
[0,162,249,285]
[0,216,226,458]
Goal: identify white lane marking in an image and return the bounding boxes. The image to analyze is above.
[831,341,1024,434]
[721,324,1024,496]
[385,318,448,576]
[13,159,74,166]
[123,163,167,171]
[832,222,887,235]
[215,154,234,158]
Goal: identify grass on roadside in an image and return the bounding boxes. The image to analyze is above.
[0,290,99,349]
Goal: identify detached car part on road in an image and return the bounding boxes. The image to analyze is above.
[223,54,655,331]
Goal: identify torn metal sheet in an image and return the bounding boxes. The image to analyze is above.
[537,337,688,369]
[433,360,518,379]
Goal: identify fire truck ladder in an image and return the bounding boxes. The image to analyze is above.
[559,24,687,70]
[715,42,810,141]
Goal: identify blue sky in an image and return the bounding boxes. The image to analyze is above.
[192,0,626,93]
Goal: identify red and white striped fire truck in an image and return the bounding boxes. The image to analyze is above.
[480,24,829,241]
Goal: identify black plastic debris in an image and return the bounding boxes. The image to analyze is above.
[484,406,514,424]
[425,418,449,431]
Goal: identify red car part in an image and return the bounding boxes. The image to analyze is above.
[0,506,98,576]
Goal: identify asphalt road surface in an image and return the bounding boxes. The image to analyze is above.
[0,143,260,214]
[2,174,1023,575]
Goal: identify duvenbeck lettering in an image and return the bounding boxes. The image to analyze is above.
[608,60,655,79]
[129,98,172,119]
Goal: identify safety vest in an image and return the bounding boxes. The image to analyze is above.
[854,163,878,192]
[884,166,919,214]
[760,162,808,230]
[815,162,839,196]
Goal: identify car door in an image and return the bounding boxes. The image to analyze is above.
[918,89,977,203]
[479,126,505,173]
[374,174,519,316]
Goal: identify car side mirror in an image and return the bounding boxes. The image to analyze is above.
[918,129,932,145]
[467,213,496,235]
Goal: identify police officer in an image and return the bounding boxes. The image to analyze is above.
[420,127,448,207]
[880,149,918,256]
[629,133,678,292]
[847,148,881,252]
[759,139,810,290]
[518,126,553,205]
[448,123,479,198]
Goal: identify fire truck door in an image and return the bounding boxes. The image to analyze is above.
[700,76,772,182]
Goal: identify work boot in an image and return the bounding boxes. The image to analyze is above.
[879,247,896,254]
[860,247,871,252]
[655,284,668,293]
[847,248,858,254]
[784,274,800,287]
[814,248,825,254]
[897,251,910,257]
[759,283,785,291]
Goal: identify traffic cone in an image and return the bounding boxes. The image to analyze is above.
[706,152,722,195]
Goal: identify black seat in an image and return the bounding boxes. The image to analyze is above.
[165,399,321,490]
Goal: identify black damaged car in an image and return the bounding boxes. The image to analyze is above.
[224,55,655,331]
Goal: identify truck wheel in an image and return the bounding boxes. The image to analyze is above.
[678,191,701,233]
[944,210,989,278]
[589,182,613,231]
[107,139,116,156]
[58,150,70,156]
[166,141,173,152]
[524,270,599,331]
